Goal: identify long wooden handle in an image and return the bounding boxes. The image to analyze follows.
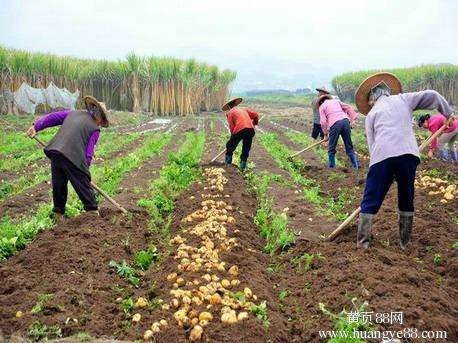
[327,125,448,241]
[32,136,128,214]
[211,149,226,163]
[418,124,447,152]
[289,138,328,158]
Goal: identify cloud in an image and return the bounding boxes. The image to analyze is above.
[1,0,456,90]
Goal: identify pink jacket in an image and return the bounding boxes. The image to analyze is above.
[427,113,458,151]
[319,99,358,134]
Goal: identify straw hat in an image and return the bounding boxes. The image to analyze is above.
[222,97,243,111]
[316,94,333,108]
[83,95,109,127]
[355,72,402,115]
[315,87,330,94]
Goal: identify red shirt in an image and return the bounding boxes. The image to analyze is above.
[226,107,259,134]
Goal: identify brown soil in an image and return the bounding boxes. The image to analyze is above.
[0,108,456,342]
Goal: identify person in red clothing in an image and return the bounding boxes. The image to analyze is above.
[222,97,259,170]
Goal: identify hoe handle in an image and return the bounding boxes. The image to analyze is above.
[289,138,328,158]
[32,136,128,214]
[418,124,447,152]
[211,149,226,163]
[327,125,448,241]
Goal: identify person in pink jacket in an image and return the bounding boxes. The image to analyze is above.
[418,113,457,162]
[317,94,359,168]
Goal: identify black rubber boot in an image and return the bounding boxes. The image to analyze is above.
[357,213,373,249]
[225,154,232,165]
[399,211,414,250]
[239,160,247,171]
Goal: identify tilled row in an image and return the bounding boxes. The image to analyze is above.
[142,167,263,341]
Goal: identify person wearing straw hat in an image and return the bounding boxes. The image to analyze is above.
[317,94,359,169]
[417,113,457,162]
[354,72,454,250]
[222,97,259,171]
[26,96,109,222]
[310,87,330,140]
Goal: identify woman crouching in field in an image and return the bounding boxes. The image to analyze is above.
[417,113,457,162]
[317,94,359,169]
[354,73,454,250]
[26,96,109,222]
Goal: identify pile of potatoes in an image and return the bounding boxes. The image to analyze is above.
[416,175,457,203]
[143,167,260,341]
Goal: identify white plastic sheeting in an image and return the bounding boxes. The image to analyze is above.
[13,82,80,114]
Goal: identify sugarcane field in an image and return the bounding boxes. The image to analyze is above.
[0,1,457,342]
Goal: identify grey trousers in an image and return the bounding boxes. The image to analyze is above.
[438,130,457,151]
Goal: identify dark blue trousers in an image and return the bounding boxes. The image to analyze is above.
[328,118,356,167]
[360,154,420,214]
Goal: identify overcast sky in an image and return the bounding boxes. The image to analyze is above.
[1,0,457,91]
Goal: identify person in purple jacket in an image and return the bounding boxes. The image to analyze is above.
[26,96,109,222]
[354,73,454,250]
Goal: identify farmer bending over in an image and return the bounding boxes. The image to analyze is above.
[317,94,359,168]
[417,113,457,162]
[26,96,109,222]
[222,97,259,171]
[310,87,330,140]
[354,73,454,249]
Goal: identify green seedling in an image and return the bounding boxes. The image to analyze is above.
[278,289,289,301]
[134,245,159,271]
[319,297,372,343]
[250,301,270,328]
[109,260,139,286]
[121,297,135,314]
[31,293,54,314]
[433,253,443,266]
[27,321,62,342]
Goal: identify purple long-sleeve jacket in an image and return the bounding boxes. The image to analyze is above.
[34,110,100,165]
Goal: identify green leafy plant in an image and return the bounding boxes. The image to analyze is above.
[292,252,325,273]
[27,321,62,342]
[31,293,54,314]
[121,297,135,314]
[134,245,159,271]
[250,301,270,328]
[319,298,372,343]
[109,260,139,286]
[433,253,443,266]
[278,289,289,301]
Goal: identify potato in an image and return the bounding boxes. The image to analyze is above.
[167,272,178,281]
[174,309,188,322]
[210,293,222,305]
[237,312,249,321]
[15,311,23,318]
[160,319,168,328]
[132,313,141,323]
[221,279,231,289]
[151,322,161,333]
[444,192,454,200]
[143,330,154,340]
[189,325,203,341]
[221,310,238,324]
[199,311,213,321]
[228,265,239,276]
[244,287,253,299]
[135,297,149,309]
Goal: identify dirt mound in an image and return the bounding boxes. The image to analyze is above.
[0,210,152,339]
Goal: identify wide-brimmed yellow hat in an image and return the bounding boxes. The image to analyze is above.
[222,97,243,111]
[355,72,402,115]
[83,95,109,127]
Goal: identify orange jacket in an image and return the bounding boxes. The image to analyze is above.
[226,107,259,134]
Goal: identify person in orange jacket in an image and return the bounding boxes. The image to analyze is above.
[222,98,259,170]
